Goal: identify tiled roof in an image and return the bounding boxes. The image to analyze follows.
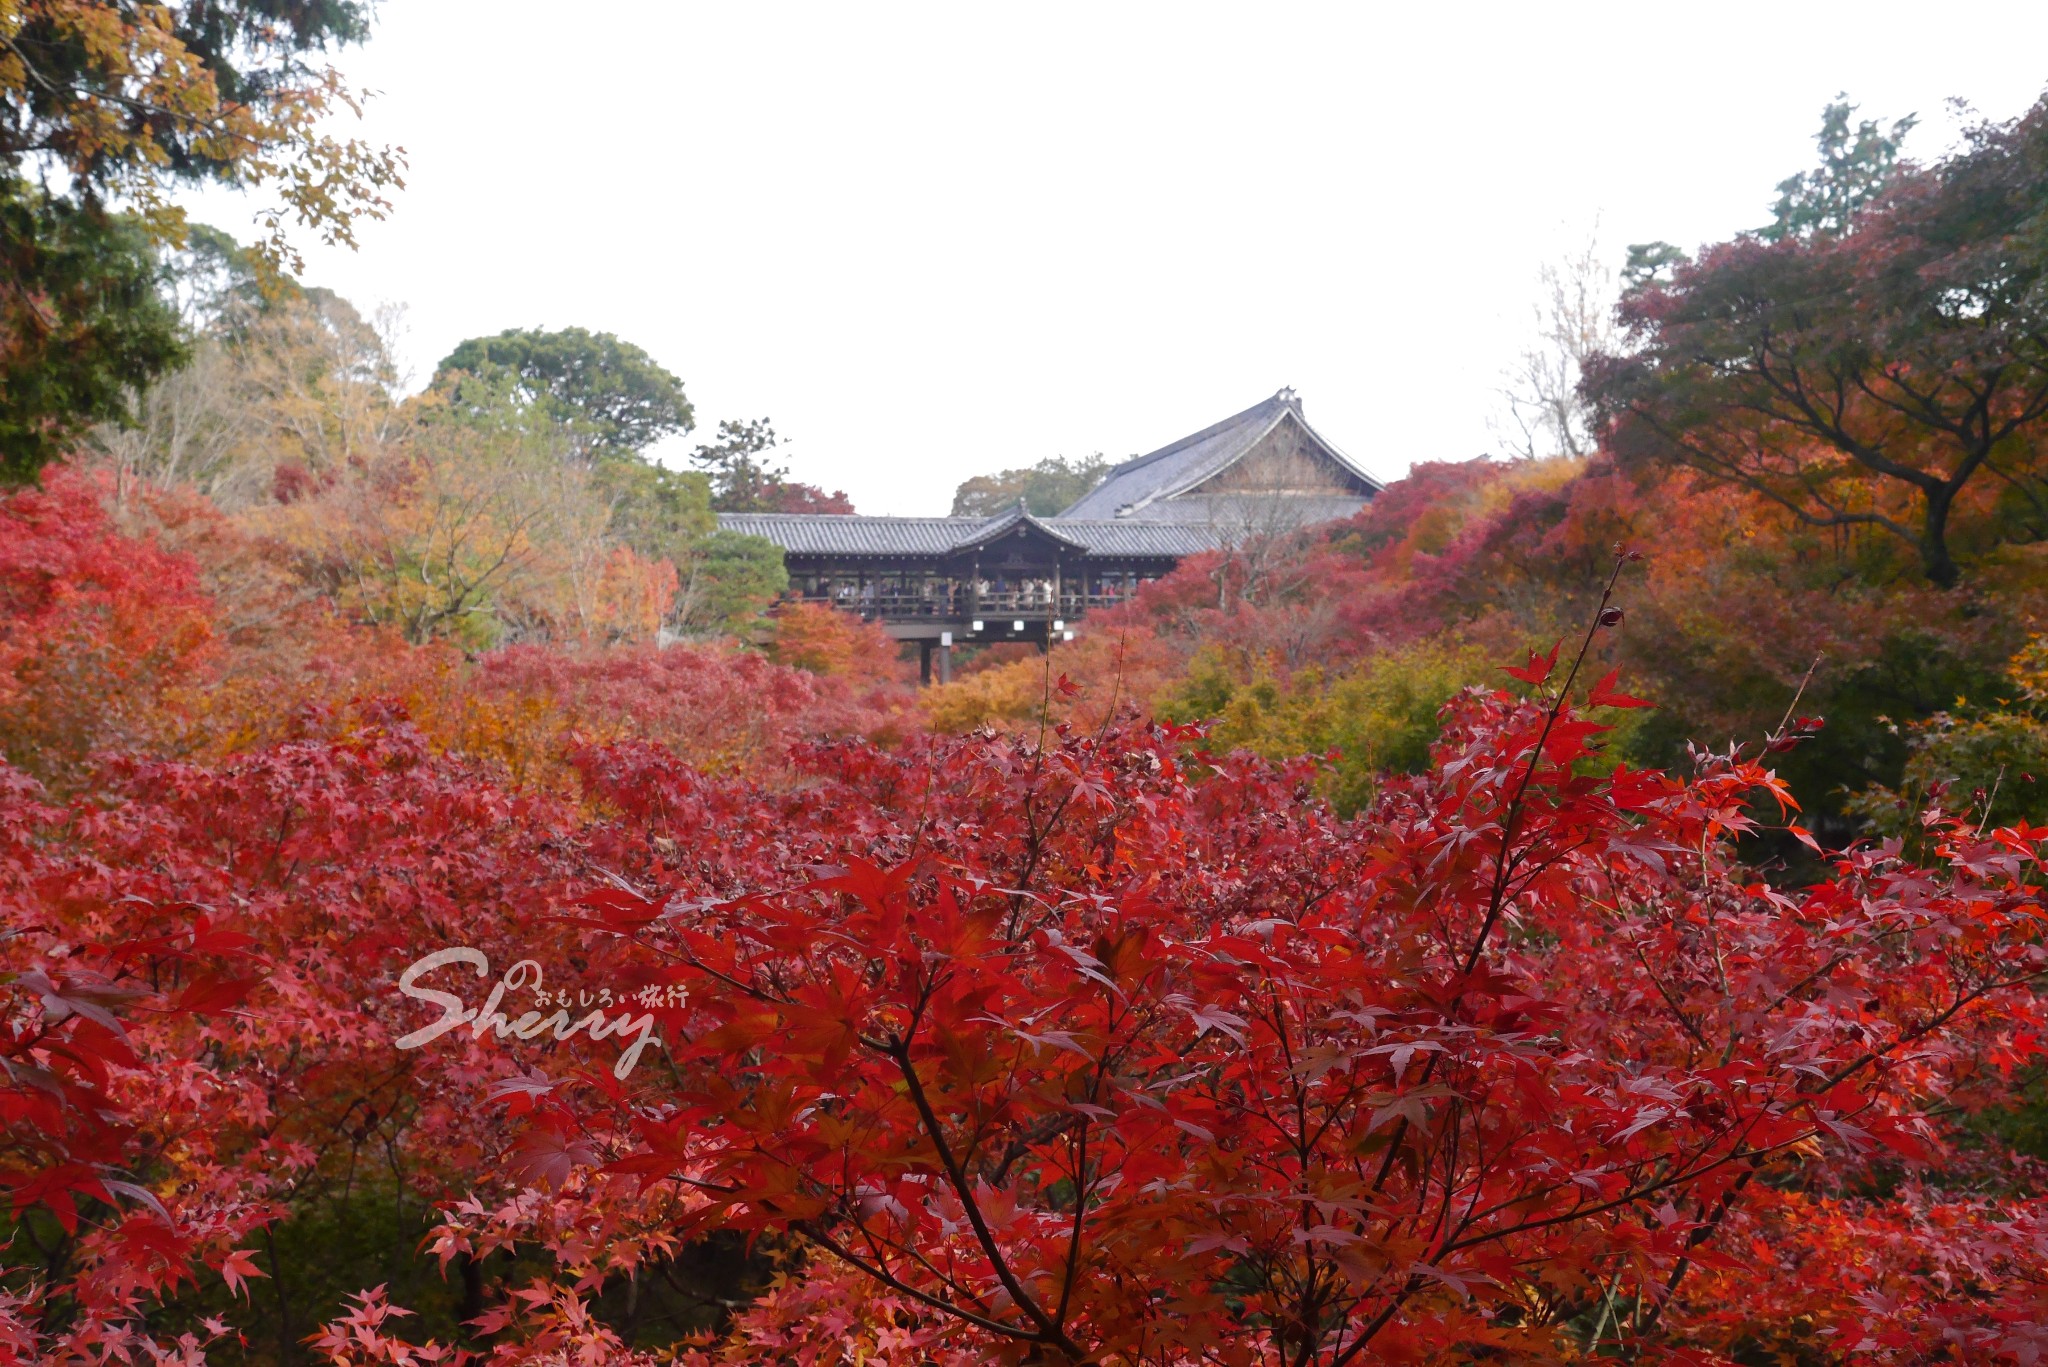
[718,391,1375,561]
[718,511,1225,560]
[1049,521,1227,557]
[946,504,1091,553]
[718,514,990,557]
[1057,390,1380,520]
[1104,493,1370,527]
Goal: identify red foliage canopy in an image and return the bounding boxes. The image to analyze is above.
[537,595,2048,1364]
[4,488,2047,1364]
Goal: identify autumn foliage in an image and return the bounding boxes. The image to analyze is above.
[10,108,2048,1349]
[5,447,2048,1366]
[0,466,215,774]
[14,26,2048,1366]
[536,586,2048,1365]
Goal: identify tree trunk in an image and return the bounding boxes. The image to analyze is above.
[1919,486,1960,588]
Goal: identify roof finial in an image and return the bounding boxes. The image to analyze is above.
[1276,386,1299,408]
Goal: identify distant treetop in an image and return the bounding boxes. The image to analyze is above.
[436,326,694,459]
[1763,96,1919,241]
[952,453,1111,516]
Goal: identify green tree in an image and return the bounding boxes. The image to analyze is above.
[435,327,693,460]
[596,455,795,632]
[596,460,790,633]
[951,453,1110,516]
[1763,96,1918,241]
[0,181,184,482]
[0,0,403,483]
[678,529,788,633]
[424,330,806,632]
[690,417,853,513]
[689,417,781,508]
[161,223,273,334]
[1845,636,2048,855]
[1159,641,1491,816]
[597,459,717,559]
[1618,241,1687,291]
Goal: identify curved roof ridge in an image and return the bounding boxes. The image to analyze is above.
[1284,408,1380,496]
[1114,395,1286,475]
[1058,389,1378,520]
[952,503,1091,552]
[1055,394,1289,519]
[1138,406,1294,509]
[1092,392,1289,483]
[720,512,973,525]
[1154,406,1381,507]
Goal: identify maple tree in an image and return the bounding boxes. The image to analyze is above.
[456,561,2048,1364]
[764,599,912,690]
[937,439,2034,841]
[4,448,2048,1363]
[1585,98,2048,588]
[0,464,214,782]
[11,81,2048,1365]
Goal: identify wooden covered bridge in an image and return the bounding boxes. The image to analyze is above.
[719,390,1379,681]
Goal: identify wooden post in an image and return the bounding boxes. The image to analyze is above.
[920,641,932,684]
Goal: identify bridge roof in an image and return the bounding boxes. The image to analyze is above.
[718,510,1222,560]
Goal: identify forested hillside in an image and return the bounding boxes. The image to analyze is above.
[4,7,2048,1362]
[934,100,2048,857]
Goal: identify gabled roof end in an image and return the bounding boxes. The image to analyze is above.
[1057,389,1375,520]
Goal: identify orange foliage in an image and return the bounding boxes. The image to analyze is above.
[921,600,1196,735]
[989,454,2040,830]
[762,600,907,686]
[591,543,678,642]
[3,466,907,800]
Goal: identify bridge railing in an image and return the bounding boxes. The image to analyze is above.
[804,588,1132,621]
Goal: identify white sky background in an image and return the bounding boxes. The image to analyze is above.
[178,2,2048,515]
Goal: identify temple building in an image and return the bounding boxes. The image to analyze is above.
[719,389,1378,680]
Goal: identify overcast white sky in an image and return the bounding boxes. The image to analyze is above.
[178,3,2048,515]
